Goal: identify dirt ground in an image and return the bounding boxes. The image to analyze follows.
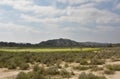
[0,61,120,79]
[0,69,30,79]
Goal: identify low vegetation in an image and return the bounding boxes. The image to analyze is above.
[78,72,107,79]
[106,64,120,71]
[104,69,115,75]
[0,47,120,79]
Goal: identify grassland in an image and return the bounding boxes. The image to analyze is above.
[0,47,100,53]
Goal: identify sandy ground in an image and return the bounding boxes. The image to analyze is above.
[1,61,120,79]
[0,68,31,79]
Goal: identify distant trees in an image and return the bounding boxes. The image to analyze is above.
[0,42,33,47]
[0,38,115,47]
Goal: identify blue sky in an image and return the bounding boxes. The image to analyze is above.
[0,0,120,43]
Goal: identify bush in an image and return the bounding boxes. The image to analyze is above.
[90,58,105,65]
[32,71,46,79]
[19,63,29,70]
[16,71,46,79]
[60,69,71,78]
[33,64,40,72]
[106,64,120,71]
[78,72,107,79]
[64,63,69,68]
[104,69,115,75]
[111,56,120,61]
[33,65,46,75]
[78,72,88,79]
[46,66,59,75]
[74,66,89,70]
[90,65,103,71]
[80,59,88,65]
[7,61,17,69]
[16,72,29,79]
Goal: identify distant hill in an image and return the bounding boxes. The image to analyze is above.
[38,38,111,47]
[0,38,113,47]
[39,38,79,47]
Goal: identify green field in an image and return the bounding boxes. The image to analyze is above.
[0,47,100,53]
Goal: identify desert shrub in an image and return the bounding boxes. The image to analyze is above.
[46,66,59,75]
[111,56,120,61]
[33,65,46,75]
[78,72,88,79]
[6,60,17,69]
[78,72,107,79]
[60,69,71,78]
[16,71,46,79]
[0,62,4,68]
[66,57,74,62]
[90,65,103,71]
[32,71,46,79]
[33,64,40,72]
[16,72,30,79]
[106,64,120,71]
[64,63,69,68]
[80,59,88,65]
[104,69,115,75]
[56,62,62,68]
[74,65,89,70]
[75,58,81,63]
[90,58,105,65]
[19,63,29,70]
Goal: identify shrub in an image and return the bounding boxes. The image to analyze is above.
[74,66,89,70]
[16,72,29,79]
[64,63,69,68]
[111,56,120,61]
[7,61,17,69]
[16,71,46,79]
[104,69,115,75]
[46,66,59,75]
[32,71,46,79]
[19,63,29,70]
[80,59,88,65]
[106,64,120,71]
[90,65,103,71]
[78,72,88,79]
[60,69,71,78]
[78,72,107,79]
[90,58,105,65]
[33,64,40,72]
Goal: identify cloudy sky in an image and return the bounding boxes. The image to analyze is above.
[0,0,120,43]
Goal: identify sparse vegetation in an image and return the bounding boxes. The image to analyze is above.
[78,72,107,79]
[16,72,30,79]
[0,47,120,79]
[73,65,90,70]
[90,65,103,71]
[104,69,115,75]
[106,64,120,71]
[90,58,105,65]
[60,69,71,78]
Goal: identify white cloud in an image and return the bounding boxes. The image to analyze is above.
[0,0,33,11]
[56,0,111,5]
[20,6,120,25]
[95,26,117,32]
[0,22,40,33]
[116,3,120,10]
[0,0,65,17]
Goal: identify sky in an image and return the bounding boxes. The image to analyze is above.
[0,0,120,43]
